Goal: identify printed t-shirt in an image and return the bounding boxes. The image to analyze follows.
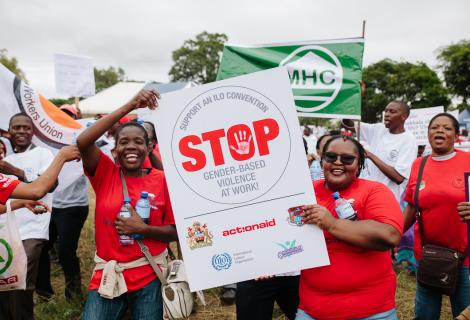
[359,123,417,202]
[0,146,54,240]
[86,151,175,292]
[404,150,470,265]
[299,179,404,320]
[0,174,20,204]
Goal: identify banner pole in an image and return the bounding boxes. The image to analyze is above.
[362,20,366,38]
[357,20,366,139]
[74,97,79,109]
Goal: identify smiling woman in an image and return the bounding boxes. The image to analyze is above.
[297,135,404,320]
[76,90,178,320]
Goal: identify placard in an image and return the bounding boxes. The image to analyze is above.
[54,53,95,97]
[150,68,329,291]
[405,106,444,145]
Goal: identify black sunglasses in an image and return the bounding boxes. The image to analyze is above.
[324,152,357,165]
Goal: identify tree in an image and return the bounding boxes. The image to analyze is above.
[0,49,27,80]
[168,31,228,84]
[361,59,450,122]
[437,40,470,110]
[94,66,126,92]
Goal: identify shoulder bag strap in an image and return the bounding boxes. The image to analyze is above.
[414,155,429,246]
[119,171,168,286]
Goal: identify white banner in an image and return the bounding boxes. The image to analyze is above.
[54,53,95,97]
[150,68,329,291]
[405,106,444,145]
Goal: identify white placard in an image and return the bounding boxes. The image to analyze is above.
[405,106,444,145]
[150,68,329,291]
[54,53,95,97]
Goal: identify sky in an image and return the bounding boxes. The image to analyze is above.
[1,0,469,98]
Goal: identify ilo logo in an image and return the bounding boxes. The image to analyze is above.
[280,45,343,112]
[211,253,232,271]
[0,239,13,274]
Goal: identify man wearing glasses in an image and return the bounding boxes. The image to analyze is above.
[342,101,417,203]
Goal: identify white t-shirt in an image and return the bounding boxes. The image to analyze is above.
[0,146,54,240]
[303,134,318,156]
[359,123,417,202]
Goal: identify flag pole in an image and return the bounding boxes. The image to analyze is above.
[357,20,366,141]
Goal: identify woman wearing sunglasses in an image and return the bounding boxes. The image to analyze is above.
[296,135,404,320]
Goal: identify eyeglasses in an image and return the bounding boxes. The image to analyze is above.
[324,152,357,165]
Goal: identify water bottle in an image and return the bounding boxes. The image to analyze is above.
[310,160,322,181]
[134,192,151,239]
[332,192,357,220]
[119,197,134,246]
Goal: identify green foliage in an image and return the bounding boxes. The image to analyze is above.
[94,66,126,92]
[49,98,75,107]
[362,59,450,122]
[0,49,27,81]
[169,31,228,84]
[437,40,470,110]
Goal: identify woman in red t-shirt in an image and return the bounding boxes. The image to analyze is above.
[298,135,403,320]
[77,90,177,320]
[403,113,470,319]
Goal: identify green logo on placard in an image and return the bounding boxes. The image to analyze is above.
[0,239,13,274]
[280,45,343,112]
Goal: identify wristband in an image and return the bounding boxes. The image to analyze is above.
[6,200,12,213]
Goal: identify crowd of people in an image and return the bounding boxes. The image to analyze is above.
[0,91,468,320]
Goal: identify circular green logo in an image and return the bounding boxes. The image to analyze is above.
[0,239,13,274]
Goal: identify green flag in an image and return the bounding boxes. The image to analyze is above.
[217,38,364,119]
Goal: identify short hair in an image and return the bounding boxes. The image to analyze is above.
[390,100,410,117]
[321,135,366,177]
[113,122,149,146]
[428,113,459,134]
[143,121,157,142]
[9,112,33,128]
[316,134,332,151]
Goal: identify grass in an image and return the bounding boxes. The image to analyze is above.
[34,189,454,319]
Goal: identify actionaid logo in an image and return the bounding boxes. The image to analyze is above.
[280,45,343,112]
[179,118,279,172]
[172,86,291,204]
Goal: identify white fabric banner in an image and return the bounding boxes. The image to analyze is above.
[54,53,95,97]
[0,64,84,191]
[405,106,444,145]
[149,67,329,291]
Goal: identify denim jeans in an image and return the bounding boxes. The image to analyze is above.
[295,308,398,320]
[415,266,470,320]
[82,278,163,320]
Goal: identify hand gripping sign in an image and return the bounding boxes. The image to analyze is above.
[149,68,329,291]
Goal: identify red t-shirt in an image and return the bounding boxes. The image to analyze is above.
[404,150,469,265]
[0,174,20,204]
[299,179,404,320]
[86,151,175,292]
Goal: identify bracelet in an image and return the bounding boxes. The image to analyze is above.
[6,200,12,213]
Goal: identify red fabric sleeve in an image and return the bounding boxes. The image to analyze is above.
[0,176,20,204]
[404,158,420,205]
[84,151,116,195]
[363,182,404,235]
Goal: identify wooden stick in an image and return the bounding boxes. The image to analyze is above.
[362,20,366,38]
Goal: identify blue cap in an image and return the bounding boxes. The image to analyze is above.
[140,191,148,198]
[124,196,131,203]
[331,192,340,200]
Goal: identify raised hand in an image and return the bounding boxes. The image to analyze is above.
[127,90,160,111]
[229,130,252,155]
[57,145,81,162]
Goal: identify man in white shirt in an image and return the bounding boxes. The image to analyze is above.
[303,126,318,157]
[343,101,417,202]
[0,113,55,319]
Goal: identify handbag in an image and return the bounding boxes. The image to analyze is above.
[414,156,465,296]
[0,200,27,291]
[119,171,204,319]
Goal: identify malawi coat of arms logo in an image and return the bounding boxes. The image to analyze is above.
[187,222,213,250]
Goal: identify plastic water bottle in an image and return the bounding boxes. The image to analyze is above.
[119,197,134,246]
[332,192,357,220]
[134,192,150,239]
[310,160,322,181]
